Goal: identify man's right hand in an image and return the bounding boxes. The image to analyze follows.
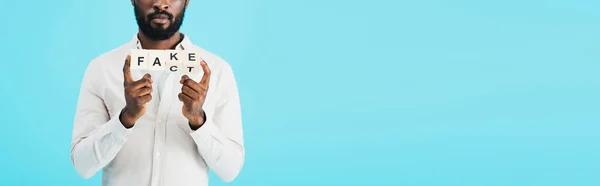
[120,55,153,128]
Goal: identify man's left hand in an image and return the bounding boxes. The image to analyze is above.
[179,60,211,130]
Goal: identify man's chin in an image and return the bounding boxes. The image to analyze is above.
[143,29,176,41]
[150,23,170,30]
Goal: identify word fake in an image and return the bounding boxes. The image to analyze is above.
[129,49,201,74]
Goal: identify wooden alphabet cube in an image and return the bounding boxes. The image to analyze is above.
[183,61,201,74]
[147,50,169,71]
[166,50,184,73]
[129,49,149,70]
[182,51,201,75]
[186,51,199,64]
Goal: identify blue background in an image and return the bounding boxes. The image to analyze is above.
[1,0,599,185]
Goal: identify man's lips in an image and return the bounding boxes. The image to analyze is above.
[150,14,171,24]
[152,14,170,19]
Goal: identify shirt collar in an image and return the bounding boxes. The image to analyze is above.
[131,32,193,50]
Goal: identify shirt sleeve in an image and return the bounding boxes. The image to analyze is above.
[189,62,245,182]
[70,61,133,179]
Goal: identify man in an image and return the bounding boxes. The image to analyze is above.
[70,0,245,186]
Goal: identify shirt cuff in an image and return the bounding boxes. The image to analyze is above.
[107,115,134,143]
[189,111,226,147]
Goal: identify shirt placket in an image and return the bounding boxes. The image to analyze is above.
[150,67,166,186]
[151,111,166,186]
[138,41,184,186]
[150,80,170,186]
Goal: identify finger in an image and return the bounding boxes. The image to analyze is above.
[178,92,193,104]
[137,94,152,104]
[143,73,153,84]
[181,85,198,100]
[130,78,152,90]
[183,78,203,93]
[123,55,134,85]
[180,75,189,84]
[199,60,211,86]
[130,74,153,89]
[134,87,152,96]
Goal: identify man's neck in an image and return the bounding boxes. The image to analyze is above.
[137,31,183,50]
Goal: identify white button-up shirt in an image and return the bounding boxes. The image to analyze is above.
[70,33,245,186]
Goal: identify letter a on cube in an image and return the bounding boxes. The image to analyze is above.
[148,50,169,71]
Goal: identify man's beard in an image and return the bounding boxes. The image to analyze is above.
[134,4,185,41]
